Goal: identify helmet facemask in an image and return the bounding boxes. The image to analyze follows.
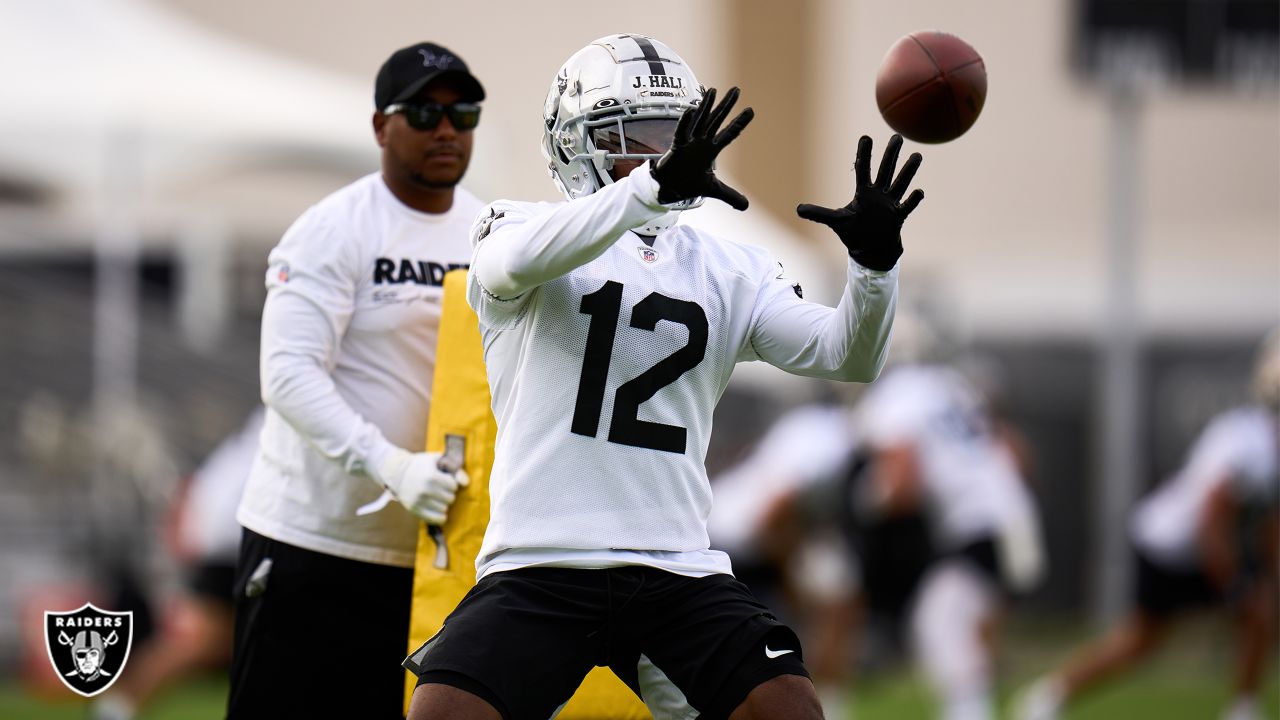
[589,112,678,180]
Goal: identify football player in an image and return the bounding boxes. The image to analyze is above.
[706,399,864,716]
[94,408,263,720]
[707,400,860,603]
[851,361,1044,720]
[402,34,924,720]
[1016,330,1280,720]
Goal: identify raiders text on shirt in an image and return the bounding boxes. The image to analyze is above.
[374,258,469,287]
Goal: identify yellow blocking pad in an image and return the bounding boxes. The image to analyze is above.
[405,270,651,719]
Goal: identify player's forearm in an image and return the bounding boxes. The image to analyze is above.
[754,260,898,381]
[474,166,667,298]
[1263,511,1280,581]
[1196,482,1239,588]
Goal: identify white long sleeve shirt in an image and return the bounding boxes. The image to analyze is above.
[707,404,857,557]
[854,364,1045,590]
[467,164,897,579]
[855,364,1038,549]
[1131,406,1279,570]
[237,173,482,567]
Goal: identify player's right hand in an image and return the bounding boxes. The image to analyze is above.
[651,86,754,211]
[370,447,469,525]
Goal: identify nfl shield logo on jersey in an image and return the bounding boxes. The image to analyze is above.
[638,247,658,264]
[44,603,133,697]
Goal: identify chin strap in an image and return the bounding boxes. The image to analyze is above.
[636,209,683,236]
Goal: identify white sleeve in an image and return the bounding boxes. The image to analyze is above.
[1202,412,1280,505]
[258,214,396,478]
[468,163,668,302]
[746,257,898,382]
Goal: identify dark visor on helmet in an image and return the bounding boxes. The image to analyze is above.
[591,118,679,157]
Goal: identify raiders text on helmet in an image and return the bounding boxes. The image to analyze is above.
[542,34,703,233]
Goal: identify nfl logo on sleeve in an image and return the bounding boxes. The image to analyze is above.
[44,603,134,697]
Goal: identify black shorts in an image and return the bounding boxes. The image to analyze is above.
[404,566,809,720]
[839,452,934,626]
[186,560,236,605]
[227,528,415,719]
[950,537,1003,591]
[1133,546,1222,618]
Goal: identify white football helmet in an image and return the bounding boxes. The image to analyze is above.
[542,34,703,234]
[1252,327,1280,413]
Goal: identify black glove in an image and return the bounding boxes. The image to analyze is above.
[651,87,754,211]
[797,134,924,271]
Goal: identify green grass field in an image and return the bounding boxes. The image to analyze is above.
[0,676,227,720]
[841,671,1280,720]
[2,619,1275,719]
[3,672,1275,720]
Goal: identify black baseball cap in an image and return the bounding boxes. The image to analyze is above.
[375,42,486,109]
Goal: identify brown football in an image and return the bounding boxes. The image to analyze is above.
[875,31,986,144]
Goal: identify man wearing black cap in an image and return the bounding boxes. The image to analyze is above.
[227,42,485,718]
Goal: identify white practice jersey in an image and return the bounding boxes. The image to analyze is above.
[180,407,263,562]
[1131,406,1279,569]
[708,403,857,556]
[467,165,897,579]
[856,364,1035,551]
[238,173,483,567]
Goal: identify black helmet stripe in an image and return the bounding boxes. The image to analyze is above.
[629,35,666,76]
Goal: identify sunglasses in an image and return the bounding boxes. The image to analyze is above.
[384,102,481,131]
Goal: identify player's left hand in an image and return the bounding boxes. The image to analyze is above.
[797,134,923,271]
[651,86,754,211]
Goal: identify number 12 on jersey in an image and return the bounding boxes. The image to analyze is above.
[570,280,708,454]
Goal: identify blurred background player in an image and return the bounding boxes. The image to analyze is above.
[1016,330,1280,720]
[708,398,858,615]
[92,408,262,720]
[707,397,863,716]
[227,42,484,718]
[847,357,1044,720]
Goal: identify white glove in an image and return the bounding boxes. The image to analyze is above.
[366,446,469,525]
[996,506,1046,594]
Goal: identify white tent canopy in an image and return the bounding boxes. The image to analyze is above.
[0,0,374,169]
[0,0,383,247]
